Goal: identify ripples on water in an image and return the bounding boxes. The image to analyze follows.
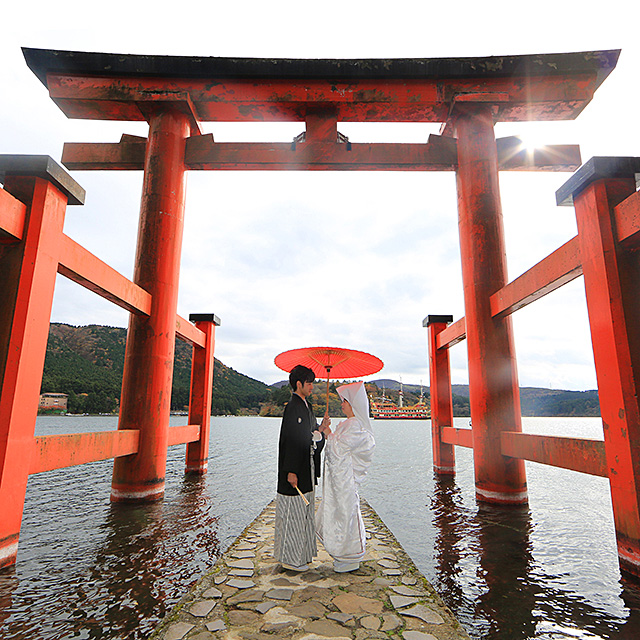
[2,416,640,639]
[365,417,640,640]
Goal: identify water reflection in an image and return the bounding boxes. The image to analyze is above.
[617,580,640,639]
[429,472,640,640]
[0,569,18,631]
[0,464,221,640]
[430,475,470,614]
[474,502,536,639]
[84,474,221,639]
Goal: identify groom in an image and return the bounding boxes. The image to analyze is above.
[274,364,330,571]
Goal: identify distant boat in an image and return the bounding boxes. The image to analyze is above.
[369,381,430,420]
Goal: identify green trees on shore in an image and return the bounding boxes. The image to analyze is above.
[40,323,601,417]
[41,323,270,415]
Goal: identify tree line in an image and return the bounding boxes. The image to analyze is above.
[40,324,271,415]
[41,323,600,417]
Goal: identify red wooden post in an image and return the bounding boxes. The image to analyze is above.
[558,157,640,577]
[185,313,220,474]
[454,104,528,505]
[424,315,456,475]
[111,109,191,502]
[0,156,84,567]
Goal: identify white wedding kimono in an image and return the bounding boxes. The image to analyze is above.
[316,381,375,563]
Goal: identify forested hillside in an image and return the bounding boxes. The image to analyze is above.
[41,324,271,414]
[447,384,600,417]
[42,324,601,417]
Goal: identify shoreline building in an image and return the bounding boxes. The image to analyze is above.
[39,393,68,412]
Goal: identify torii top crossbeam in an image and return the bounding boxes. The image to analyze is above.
[22,48,620,172]
[23,47,619,123]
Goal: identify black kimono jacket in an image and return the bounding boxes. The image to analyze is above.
[277,393,325,496]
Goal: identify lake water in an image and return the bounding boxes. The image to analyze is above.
[1,415,640,639]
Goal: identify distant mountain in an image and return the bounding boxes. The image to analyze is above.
[271,378,599,417]
[448,384,600,417]
[41,324,600,417]
[41,323,271,415]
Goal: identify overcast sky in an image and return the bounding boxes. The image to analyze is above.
[2,1,639,389]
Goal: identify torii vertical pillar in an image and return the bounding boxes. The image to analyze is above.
[454,104,528,504]
[558,157,640,577]
[0,157,84,567]
[186,313,220,474]
[425,315,456,475]
[111,109,191,502]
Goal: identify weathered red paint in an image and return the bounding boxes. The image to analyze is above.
[454,103,528,505]
[111,108,191,503]
[30,430,140,474]
[573,176,640,577]
[0,176,68,568]
[426,316,456,475]
[186,317,218,473]
[60,136,580,173]
[614,189,640,247]
[28,425,200,476]
[500,432,607,477]
[441,427,473,449]
[45,72,605,123]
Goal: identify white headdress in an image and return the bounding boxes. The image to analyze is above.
[337,381,372,433]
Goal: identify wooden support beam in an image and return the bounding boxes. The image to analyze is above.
[0,188,27,241]
[28,425,199,474]
[441,426,473,448]
[500,431,607,477]
[176,315,206,348]
[112,109,190,503]
[186,314,219,474]
[0,175,70,568]
[167,424,200,446]
[614,190,640,248]
[62,135,146,171]
[58,234,152,316]
[455,103,527,505]
[62,134,581,172]
[64,135,460,172]
[490,236,582,318]
[436,317,466,349]
[30,430,140,474]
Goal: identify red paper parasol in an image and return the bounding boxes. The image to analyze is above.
[274,346,383,410]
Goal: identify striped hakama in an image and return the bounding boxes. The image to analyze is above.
[274,488,317,566]
[275,445,318,566]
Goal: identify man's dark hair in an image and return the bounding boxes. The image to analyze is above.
[289,364,315,390]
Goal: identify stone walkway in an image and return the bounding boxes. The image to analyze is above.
[150,500,470,640]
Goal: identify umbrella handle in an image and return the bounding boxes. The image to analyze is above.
[325,366,331,413]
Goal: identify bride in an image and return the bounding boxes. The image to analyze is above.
[316,381,375,572]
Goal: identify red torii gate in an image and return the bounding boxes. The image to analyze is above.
[0,47,621,570]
